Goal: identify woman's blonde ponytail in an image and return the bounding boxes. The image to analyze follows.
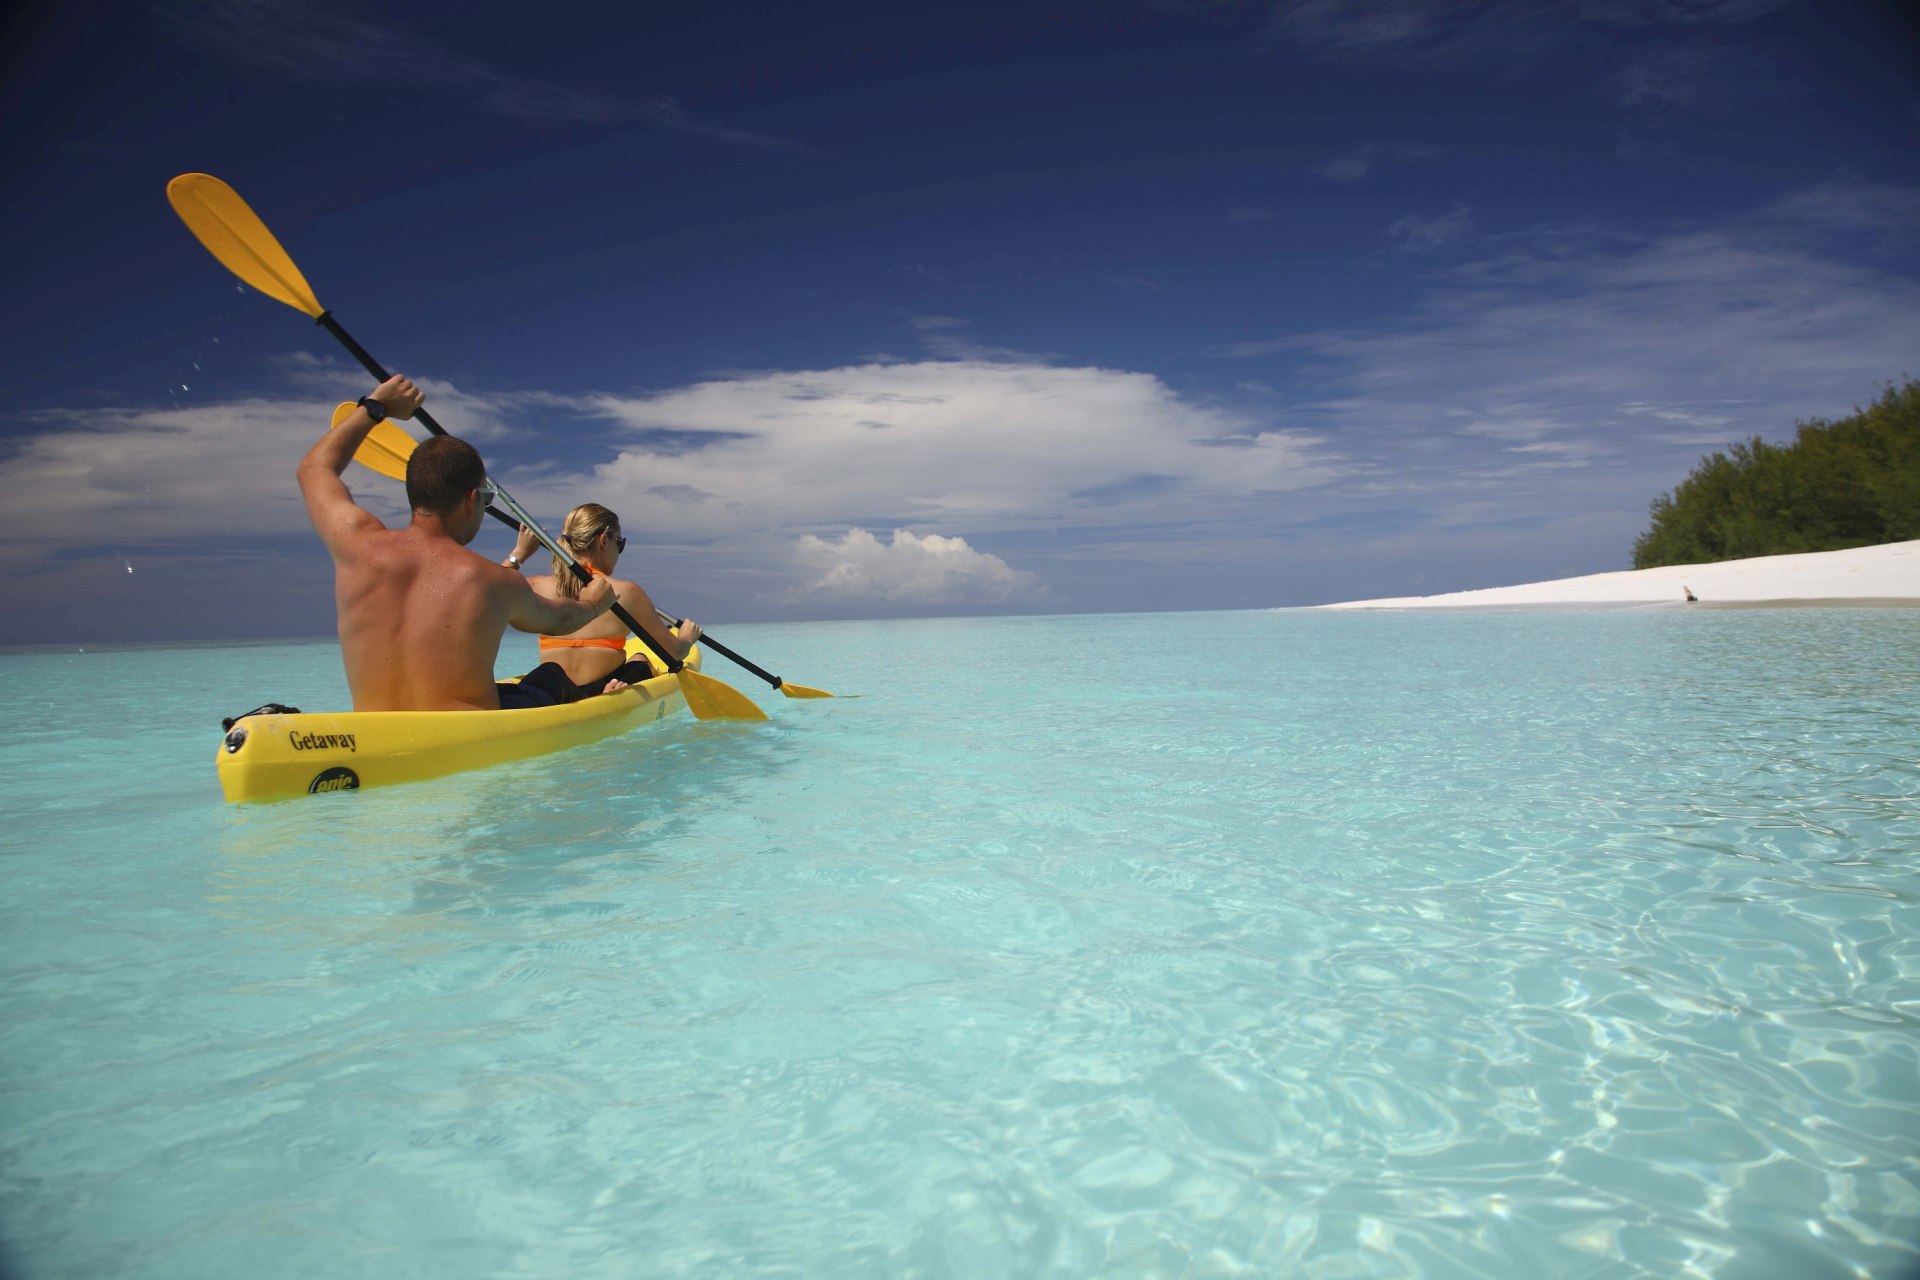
[549,503,621,599]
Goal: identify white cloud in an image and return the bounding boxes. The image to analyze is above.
[0,357,1336,621]
[790,529,1044,605]
[0,398,405,544]
[564,360,1335,541]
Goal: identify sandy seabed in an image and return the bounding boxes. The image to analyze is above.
[1318,539,1920,610]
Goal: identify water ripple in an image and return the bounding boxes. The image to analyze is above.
[2,610,1917,1277]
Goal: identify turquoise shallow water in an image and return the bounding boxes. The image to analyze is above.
[1,608,1916,1279]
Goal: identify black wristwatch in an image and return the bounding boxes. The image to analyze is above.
[356,396,388,424]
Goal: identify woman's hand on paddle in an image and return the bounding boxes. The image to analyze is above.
[368,374,423,420]
[512,524,542,566]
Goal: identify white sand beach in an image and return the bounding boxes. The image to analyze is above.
[1319,540,1920,610]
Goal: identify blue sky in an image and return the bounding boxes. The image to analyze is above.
[1,0,1916,644]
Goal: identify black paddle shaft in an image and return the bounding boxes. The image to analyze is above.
[670,629,784,690]
[314,311,684,674]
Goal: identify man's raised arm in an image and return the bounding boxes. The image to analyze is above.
[297,375,424,551]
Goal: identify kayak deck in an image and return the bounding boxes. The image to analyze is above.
[216,644,695,803]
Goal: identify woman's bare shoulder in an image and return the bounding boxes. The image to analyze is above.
[612,577,658,606]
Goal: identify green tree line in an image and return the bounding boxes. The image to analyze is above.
[1632,378,1920,569]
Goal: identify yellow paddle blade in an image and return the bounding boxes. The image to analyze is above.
[336,403,421,481]
[352,436,408,481]
[778,680,837,699]
[167,173,325,318]
[677,668,769,721]
[364,418,418,462]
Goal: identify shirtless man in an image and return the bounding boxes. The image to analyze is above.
[297,375,614,712]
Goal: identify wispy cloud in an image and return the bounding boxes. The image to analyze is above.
[1205,181,1920,536]
[889,263,952,284]
[1255,0,1556,61]
[164,0,812,153]
[1314,143,1439,182]
[1618,50,1706,107]
[1253,0,1790,61]
[1578,0,1791,26]
[1618,400,1741,440]
[1613,44,1764,112]
[904,314,1050,363]
[1759,182,1920,244]
[1388,203,1473,251]
[1203,337,1299,359]
[1259,0,1451,54]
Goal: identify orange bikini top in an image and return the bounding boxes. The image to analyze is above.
[540,565,624,652]
[539,636,628,653]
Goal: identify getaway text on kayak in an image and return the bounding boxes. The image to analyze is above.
[289,732,357,753]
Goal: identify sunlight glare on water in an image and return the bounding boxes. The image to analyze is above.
[1,608,1916,1278]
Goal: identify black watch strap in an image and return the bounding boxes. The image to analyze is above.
[356,396,387,424]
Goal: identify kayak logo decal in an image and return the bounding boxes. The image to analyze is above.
[290,731,357,753]
[309,767,360,794]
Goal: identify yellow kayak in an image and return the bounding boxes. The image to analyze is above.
[216,641,694,803]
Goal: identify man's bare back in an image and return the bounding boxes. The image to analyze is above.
[298,376,613,712]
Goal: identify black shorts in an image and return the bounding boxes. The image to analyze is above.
[496,658,657,709]
[496,661,577,709]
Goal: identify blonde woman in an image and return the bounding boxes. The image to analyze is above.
[504,503,699,698]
